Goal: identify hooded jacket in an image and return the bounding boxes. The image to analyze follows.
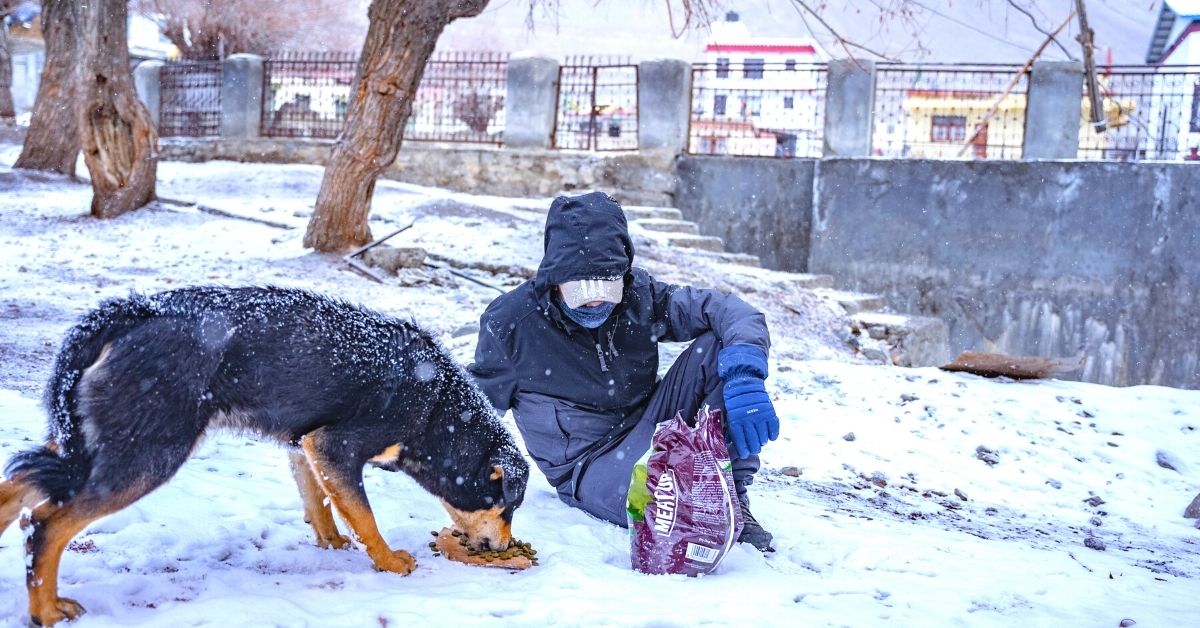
[469,192,769,491]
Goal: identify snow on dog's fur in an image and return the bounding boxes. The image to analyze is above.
[0,286,528,626]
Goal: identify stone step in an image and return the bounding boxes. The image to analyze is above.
[686,249,762,267]
[634,218,700,235]
[623,206,684,221]
[779,273,836,290]
[813,288,887,314]
[664,234,726,253]
[850,311,951,368]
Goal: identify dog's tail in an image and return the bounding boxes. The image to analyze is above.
[5,294,157,505]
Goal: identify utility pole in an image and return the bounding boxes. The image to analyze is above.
[1076,0,1106,132]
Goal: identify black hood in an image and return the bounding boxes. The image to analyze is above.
[534,192,634,297]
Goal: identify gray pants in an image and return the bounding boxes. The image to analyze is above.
[557,333,760,525]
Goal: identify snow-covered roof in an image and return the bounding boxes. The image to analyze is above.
[1166,0,1200,19]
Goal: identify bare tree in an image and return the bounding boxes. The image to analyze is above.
[134,0,368,60]
[0,1,15,121]
[304,0,725,252]
[303,0,491,252]
[76,0,158,217]
[14,0,80,175]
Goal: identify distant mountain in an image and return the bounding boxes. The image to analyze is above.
[440,0,1164,65]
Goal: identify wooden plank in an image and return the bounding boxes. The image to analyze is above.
[940,351,1084,380]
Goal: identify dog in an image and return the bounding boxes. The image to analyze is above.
[0,286,529,626]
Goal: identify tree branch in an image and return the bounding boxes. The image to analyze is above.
[789,0,896,61]
[956,8,1076,156]
[1005,0,1075,59]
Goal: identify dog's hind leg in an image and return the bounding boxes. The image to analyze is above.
[0,476,45,538]
[287,449,350,550]
[20,480,160,626]
[300,434,416,575]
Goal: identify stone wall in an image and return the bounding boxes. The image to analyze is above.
[157,138,677,207]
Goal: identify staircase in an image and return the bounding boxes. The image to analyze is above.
[1146,3,1177,64]
[621,203,951,368]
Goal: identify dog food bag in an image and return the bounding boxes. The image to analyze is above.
[626,406,743,576]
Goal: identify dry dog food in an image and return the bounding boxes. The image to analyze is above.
[430,527,537,570]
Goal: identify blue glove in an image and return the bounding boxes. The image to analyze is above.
[718,344,780,459]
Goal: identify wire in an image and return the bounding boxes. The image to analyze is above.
[905,0,1044,54]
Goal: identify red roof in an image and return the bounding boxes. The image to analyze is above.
[1160,22,1200,64]
[704,44,817,55]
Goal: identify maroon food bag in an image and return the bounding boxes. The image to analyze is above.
[626,406,743,576]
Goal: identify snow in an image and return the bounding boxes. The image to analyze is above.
[1,146,1198,626]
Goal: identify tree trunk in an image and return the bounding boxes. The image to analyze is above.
[76,0,158,218]
[0,2,15,121]
[304,0,490,252]
[14,0,80,175]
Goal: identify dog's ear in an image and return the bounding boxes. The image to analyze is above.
[488,450,527,508]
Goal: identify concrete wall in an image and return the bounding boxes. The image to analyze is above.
[157,138,677,207]
[809,159,1200,389]
[675,156,815,272]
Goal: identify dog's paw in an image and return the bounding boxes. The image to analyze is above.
[317,533,352,550]
[373,549,417,575]
[31,596,86,626]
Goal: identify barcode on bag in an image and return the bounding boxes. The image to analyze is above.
[685,542,719,563]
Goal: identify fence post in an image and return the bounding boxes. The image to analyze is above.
[823,59,876,157]
[133,60,163,129]
[1022,61,1083,160]
[505,54,559,148]
[637,59,691,155]
[221,53,264,139]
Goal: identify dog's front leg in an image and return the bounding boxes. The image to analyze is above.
[300,436,416,575]
[287,450,351,549]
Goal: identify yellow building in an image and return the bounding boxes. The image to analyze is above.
[877,83,1133,160]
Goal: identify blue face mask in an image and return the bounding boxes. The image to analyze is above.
[561,301,616,329]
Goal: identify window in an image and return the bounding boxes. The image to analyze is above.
[714,94,727,116]
[785,59,796,71]
[716,58,730,79]
[745,95,762,117]
[743,58,764,79]
[930,115,967,143]
[783,96,794,109]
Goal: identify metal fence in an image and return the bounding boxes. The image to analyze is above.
[1078,66,1200,161]
[262,51,508,143]
[262,51,357,139]
[406,51,508,144]
[873,63,1028,160]
[687,61,826,158]
[160,61,222,137]
[554,56,638,151]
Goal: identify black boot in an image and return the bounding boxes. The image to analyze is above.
[736,492,775,553]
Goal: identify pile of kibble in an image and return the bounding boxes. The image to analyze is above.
[430,529,539,566]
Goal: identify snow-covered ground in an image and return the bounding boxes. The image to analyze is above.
[0,147,1197,627]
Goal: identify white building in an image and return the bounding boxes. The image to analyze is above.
[689,11,823,157]
[1146,0,1200,158]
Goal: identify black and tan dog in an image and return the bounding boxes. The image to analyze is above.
[0,286,528,626]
